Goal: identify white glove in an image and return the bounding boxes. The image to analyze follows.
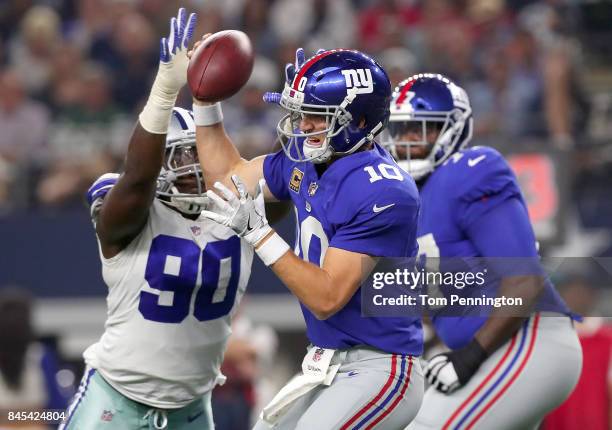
[139,8,196,134]
[202,175,271,247]
[424,355,461,394]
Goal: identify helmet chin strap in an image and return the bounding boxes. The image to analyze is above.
[397,159,433,181]
[303,141,334,164]
[162,185,209,215]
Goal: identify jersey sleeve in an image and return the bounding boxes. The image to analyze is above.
[329,185,420,258]
[456,147,523,230]
[263,150,292,201]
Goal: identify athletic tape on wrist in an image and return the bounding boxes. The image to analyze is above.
[193,103,223,126]
[256,232,290,266]
[138,72,179,134]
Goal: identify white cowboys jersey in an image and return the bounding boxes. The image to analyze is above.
[84,199,253,408]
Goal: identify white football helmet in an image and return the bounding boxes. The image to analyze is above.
[156,107,208,215]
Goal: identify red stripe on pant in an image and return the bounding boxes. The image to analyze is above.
[465,314,540,430]
[340,355,398,430]
[442,335,518,430]
[365,356,414,430]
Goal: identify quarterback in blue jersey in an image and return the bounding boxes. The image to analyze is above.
[384,74,582,430]
[190,46,424,429]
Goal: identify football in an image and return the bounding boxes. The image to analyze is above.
[187,30,254,102]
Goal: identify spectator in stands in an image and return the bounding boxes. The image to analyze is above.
[223,56,282,159]
[0,68,49,209]
[90,10,157,113]
[37,63,130,207]
[212,314,279,430]
[7,5,61,98]
[0,288,72,423]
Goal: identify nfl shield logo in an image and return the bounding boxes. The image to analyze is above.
[308,182,318,196]
[100,410,114,422]
[313,348,325,362]
[190,226,201,236]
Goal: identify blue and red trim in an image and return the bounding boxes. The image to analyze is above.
[340,355,413,430]
[442,314,540,430]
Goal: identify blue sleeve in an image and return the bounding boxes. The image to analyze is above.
[263,150,291,201]
[465,196,543,277]
[456,148,522,230]
[330,194,419,258]
[465,196,538,257]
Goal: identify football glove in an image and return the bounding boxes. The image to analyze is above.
[202,176,271,247]
[139,8,196,134]
[263,47,326,104]
[425,339,488,394]
[157,7,196,95]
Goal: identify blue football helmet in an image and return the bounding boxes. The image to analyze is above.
[384,74,473,180]
[156,107,208,215]
[277,49,392,164]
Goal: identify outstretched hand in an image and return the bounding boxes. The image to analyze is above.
[263,47,326,104]
[156,7,197,95]
[202,176,272,247]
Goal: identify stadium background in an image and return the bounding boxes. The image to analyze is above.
[0,0,611,428]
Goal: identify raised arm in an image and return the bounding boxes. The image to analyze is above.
[95,9,196,258]
[188,39,312,200]
[192,108,269,198]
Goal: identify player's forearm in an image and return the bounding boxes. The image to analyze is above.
[123,123,165,187]
[269,249,340,320]
[195,122,243,184]
[475,275,544,353]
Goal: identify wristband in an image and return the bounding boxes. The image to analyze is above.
[193,102,223,126]
[255,232,290,266]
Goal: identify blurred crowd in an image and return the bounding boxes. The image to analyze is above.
[0,0,611,242]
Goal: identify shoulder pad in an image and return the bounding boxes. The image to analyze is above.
[441,146,518,202]
[332,159,419,222]
[86,173,120,220]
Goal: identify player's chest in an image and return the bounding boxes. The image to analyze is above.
[417,183,478,259]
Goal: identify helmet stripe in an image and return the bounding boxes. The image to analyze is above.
[292,50,337,90]
[173,109,189,130]
[395,79,416,107]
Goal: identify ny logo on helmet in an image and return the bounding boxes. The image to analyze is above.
[341,69,373,94]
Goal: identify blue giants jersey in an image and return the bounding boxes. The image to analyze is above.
[264,142,423,355]
[417,146,572,349]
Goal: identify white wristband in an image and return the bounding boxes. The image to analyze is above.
[255,232,290,266]
[193,102,223,126]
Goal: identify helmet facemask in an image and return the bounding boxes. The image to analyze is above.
[277,85,365,164]
[385,107,472,180]
[157,137,208,215]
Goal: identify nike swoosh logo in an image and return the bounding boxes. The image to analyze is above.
[187,410,204,423]
[373,203,395,213]
[246,214,254,232]
[468,155,486,167]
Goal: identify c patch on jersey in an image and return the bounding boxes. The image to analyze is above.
[289,167,304,193]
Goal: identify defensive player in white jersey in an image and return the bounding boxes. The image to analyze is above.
[59,9,253,430]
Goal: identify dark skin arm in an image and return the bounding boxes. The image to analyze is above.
[474,275,545,353]
[96,124,165,258]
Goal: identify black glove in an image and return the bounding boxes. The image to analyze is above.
[425,339,488,394]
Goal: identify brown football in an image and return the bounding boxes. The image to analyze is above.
[187,30,254,102]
